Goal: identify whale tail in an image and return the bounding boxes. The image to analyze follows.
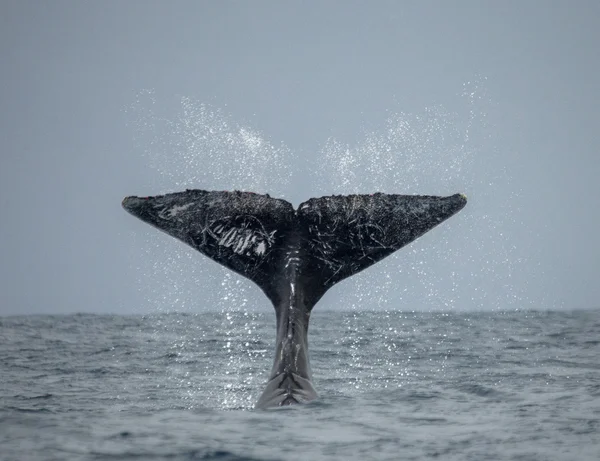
[123,189,467,408]
[122,190,467,308]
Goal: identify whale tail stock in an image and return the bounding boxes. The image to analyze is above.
[122,190,467,308]
[122,189,467,408]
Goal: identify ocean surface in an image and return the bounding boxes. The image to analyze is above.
[1,309,599,461]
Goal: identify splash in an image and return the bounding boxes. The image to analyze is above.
[126,91,293,194]
[125,93,292,408]
[312,77,536,385]
[314,77,533,315]
[124,79,539,406]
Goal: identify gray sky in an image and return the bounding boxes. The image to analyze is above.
[1,1,599,315]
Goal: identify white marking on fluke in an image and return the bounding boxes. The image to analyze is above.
[256,241,266,255]
[167,203,193,217]
[158,202,194,219]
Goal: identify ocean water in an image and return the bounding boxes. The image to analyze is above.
[1,309,599,461]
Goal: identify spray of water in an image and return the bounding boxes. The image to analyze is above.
[124,78,538,405]
[315,77,535,388]
[125,92,292,409]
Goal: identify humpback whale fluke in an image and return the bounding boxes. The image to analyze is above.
[122,190,467,408]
